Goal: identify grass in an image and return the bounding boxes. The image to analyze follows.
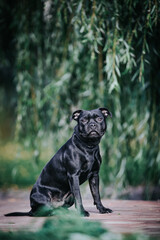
[0,141,52,188]
[0,157,42,188]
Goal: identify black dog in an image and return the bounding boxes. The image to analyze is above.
[5,107,112,217]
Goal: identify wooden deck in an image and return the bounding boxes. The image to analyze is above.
[0,190,160,236]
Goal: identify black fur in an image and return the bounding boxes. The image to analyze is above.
[5,108,112,217]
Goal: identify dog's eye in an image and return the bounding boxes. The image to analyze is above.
[81,118,88,124]
[96,117,103,122]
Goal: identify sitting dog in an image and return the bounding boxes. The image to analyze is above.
[5,107,112,217]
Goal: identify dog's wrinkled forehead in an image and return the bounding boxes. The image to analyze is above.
[72,108,112,121]
[80,109,102,119]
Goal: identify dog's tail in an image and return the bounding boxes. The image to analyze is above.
[5,210,33,217]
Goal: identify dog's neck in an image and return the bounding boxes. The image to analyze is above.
[73,126,101,149]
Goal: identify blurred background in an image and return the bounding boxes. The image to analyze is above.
[0,0,160,200]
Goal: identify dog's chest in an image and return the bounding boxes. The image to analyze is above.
[79,153,98,184]
[80,151,98,174]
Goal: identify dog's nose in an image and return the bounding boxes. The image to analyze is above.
[90,123,96,129]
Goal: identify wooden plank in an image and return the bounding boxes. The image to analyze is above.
[84,200,160,236]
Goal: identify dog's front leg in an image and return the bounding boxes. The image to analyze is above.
[68,175,89,216]
[89,173,112,213]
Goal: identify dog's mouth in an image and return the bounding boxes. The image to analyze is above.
[88,130,100,136]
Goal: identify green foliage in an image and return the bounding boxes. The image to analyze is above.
[0,157,42,188]
[0,0,160,191]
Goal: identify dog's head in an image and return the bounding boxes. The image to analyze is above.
[72,108,112,141]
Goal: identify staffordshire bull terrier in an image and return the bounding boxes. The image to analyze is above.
[5,107,112,217]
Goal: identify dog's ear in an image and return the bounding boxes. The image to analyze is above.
[71,110,82,121]
[99,107,112,118]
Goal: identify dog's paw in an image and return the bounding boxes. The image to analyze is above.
[81,210,90,217]
[98,206,113,214]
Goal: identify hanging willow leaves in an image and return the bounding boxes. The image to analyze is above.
[0,0,160,190]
